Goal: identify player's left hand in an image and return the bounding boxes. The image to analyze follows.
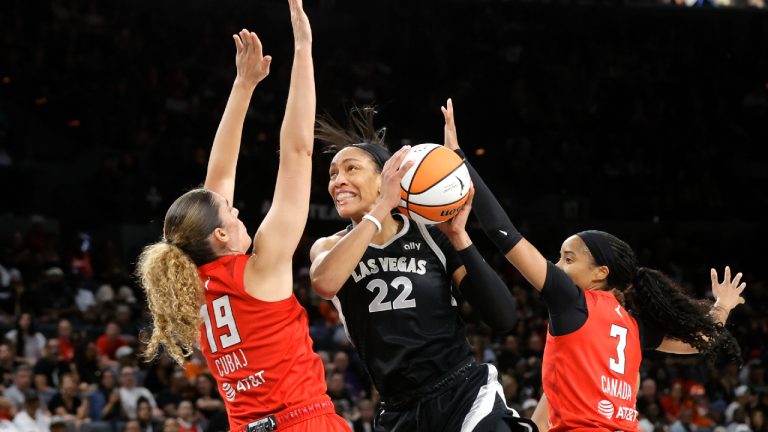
[442,98,460,151]
[711,266,746,312]
[436,187,474,241]
[233,29,272,88]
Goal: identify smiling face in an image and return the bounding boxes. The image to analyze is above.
[555,235,608,291]
[328,147,382,220]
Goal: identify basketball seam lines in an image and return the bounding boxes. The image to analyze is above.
[409,160,465,195]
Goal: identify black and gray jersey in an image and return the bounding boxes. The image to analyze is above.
[332,214,473,398]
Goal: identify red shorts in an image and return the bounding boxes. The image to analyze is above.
[236,395,350,432]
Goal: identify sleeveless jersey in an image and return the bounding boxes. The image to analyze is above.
[197,254,327,430]
[543,289,642,432]
[332,214,473,397]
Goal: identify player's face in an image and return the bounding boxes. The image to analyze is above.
[555,235,606,291]
[328,147,382,220]
[214,194,251,254]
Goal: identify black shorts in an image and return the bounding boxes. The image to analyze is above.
[375,363,538,432]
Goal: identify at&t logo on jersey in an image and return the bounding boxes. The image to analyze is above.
[222,382,236,402]
[597,400,614,419]
[221,370,267,402]
[596,399,638,422]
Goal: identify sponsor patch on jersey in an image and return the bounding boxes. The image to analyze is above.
[597,399,614,419]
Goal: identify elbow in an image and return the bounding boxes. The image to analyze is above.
[486,313,518,333]
[311,277,339,300]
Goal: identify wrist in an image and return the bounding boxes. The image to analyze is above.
[448,232,472,250]
[233,77,258,92]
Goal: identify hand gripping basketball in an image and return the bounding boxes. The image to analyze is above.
[376,146,414,211]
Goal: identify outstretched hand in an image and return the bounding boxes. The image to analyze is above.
[441,98,460,151]
[233,29,272,88]
[711,266,747,312]
[376,146,414,211]
[289,0,312,46]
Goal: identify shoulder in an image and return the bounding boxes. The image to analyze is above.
[310,230,347,262]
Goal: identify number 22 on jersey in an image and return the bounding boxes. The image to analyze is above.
[200,295,242,353]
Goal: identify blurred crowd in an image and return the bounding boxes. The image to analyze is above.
[1,0,767,431]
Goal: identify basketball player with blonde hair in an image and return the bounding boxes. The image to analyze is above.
[136,1,350,430]
[309,107,537,431]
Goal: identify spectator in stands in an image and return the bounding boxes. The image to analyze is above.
[136,397,162,432]
[497,335,521,375]
[88,368,124,421]
[192,373,222,422]
[157,371,189,419]
[352,398,374,432]
[175,400,201,432]
[95,321,128,366]
[55,319,77,363]
[12,390,50,432]
[32,339,71,402]
[3,365,33,410]
[4,313,45,365]
[118,366,158,420]
[0,397,17,431]
[47,374,88,422]
[73,342,101,385]
[0,344,20,386]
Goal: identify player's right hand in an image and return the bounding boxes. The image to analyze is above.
[233,29,272,88]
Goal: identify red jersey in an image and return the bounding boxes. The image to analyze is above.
[197,255,327,430]
[543,290,642,432]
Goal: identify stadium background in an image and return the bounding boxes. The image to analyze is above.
[0,0,766,431]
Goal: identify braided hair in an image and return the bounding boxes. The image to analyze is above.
[581,230,740,363]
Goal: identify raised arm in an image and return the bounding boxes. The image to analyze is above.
[442,98,548,290]
[656,266,746,354]
[251,0,315,263]
[204,29,272,202]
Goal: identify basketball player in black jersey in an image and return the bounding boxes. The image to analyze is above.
[309,107,538,432]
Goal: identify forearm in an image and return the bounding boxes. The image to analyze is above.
[279,46,315,158]
[455,150,522,254]
[456,243,517,331]
[205,79,256,200]
[311,206,388,298]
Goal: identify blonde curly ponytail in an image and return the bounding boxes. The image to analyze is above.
[137,242,204,365]
[136,188,222,365]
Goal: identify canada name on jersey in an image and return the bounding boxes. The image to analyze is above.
[351,256,428,282]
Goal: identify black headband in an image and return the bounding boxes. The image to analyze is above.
[577,230,616,268]
[351,142,391,169]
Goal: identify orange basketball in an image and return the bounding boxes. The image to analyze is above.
[398,144,471,225]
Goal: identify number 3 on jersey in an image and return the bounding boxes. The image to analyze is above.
[609,324,628,374]
[200,295,242,353]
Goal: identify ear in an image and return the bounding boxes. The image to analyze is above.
[593,265,609,283]
[376,175,382,195]
[212,227,228,243]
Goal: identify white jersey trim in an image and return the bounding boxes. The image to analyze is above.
[332,296,353,347]
[460,364,521,432]
[416,222,446,271]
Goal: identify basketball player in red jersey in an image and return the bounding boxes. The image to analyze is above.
[442,99,747,432]
[136,1,350,431]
